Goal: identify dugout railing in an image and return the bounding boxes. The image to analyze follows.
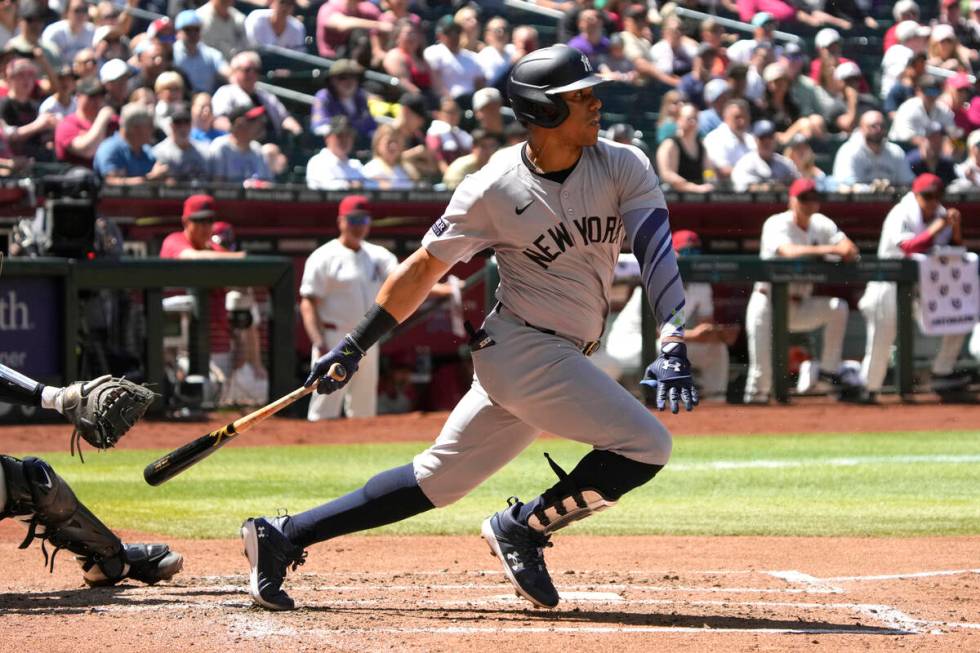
[1,257,295,412]
[484,256,919,403]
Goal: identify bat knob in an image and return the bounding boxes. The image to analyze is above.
[327,363,347,382]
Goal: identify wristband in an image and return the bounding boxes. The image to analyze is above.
[348,304,398,353]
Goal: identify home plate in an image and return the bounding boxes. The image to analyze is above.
[492,592,624,603]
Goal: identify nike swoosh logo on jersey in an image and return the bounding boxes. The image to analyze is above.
[515,200,534,215]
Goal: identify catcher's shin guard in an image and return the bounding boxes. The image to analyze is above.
[0,455,126,577]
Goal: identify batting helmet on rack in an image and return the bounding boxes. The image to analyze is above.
[507,45,606,129]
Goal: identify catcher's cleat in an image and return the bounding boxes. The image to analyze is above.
[81,543,184,587]
[482,498,559,609]
[241,516,307,611]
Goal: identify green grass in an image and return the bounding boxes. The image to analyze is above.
[20,430,980,539]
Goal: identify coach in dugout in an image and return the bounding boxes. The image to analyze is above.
[859,173,969,401]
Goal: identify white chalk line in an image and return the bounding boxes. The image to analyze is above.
[768,570,844,594]
[825,569,980,582]
[667,453,980,472]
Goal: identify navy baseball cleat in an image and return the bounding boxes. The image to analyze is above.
[241,516,307,611]
[481,498,559,608]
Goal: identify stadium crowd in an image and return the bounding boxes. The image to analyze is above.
[0,0,977,192]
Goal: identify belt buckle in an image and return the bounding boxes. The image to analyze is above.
[582,340,600,356]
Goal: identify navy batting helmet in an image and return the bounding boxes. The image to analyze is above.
[507,45,606,128]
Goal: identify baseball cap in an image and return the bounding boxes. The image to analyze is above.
[815,28,841,49]
[398,92,429,121]
[896,20,930,42]
[148,17,175,43]
[752,119,776,138]
[833,61,862,82]
[782,42,804,59]
[170,102,192,123]
[671,230,701,252]
[175,9,203,31]
[894,0,920,20]
[76,76,105,96]
[99,58,131,83]
[324,114,355,137]
[948,72,973,90]
[704,78,729,104]
[436,14,461,34]
[183,194,217,222]
[211,221,236,250]
[918,74,943,96]
[789,178,818,198]
[751,12,775,27]
[912,173,943,194]
[931,23,956,42]
[18,0,49,21]
[763,62,788,83]
[338,195,371,223]
[473,87,502,111]
[607,123,635,141]
[228,102,266,123]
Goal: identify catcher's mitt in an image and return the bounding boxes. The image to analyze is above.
[61,375,156,459]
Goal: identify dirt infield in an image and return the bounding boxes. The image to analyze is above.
[0,402,978,651]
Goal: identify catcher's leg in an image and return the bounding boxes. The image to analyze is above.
[0,455,182,586]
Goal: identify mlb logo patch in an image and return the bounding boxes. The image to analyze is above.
[431,217,450,236]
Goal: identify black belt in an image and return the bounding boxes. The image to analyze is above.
[494,303,601,356]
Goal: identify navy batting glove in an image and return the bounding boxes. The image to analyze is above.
[305,335,364,395]
[641,341,699,414]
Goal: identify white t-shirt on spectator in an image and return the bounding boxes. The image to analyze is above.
[423,42,483,98]
[476,44,514,86]
[244,10,305,50]
[41,20,94,63]
[212,83,291,131]
[880,44,912,99]
[305,148,374,190]
[649,40,697,75]
[831,132,915,187]
[39,94,76,118]
[731,151,800,192]
[361,159,415,189]
[889,97,956,143]
[727,38,760,64]
[703,123,757,172]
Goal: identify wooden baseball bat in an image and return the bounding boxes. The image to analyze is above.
[143,364,345,486]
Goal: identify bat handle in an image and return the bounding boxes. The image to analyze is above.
[327,362,347,382]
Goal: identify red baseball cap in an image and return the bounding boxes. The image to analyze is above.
[912,173,944,194]
[338,195,371,219]
[788,177,818,198]
[182,194,216,221]
[671,230,701,252]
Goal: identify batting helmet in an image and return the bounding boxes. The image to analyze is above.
[508,45,606,128]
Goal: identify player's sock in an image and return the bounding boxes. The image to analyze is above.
[281,463,434,548]
[517,450,663,527]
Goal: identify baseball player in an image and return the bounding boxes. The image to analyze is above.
[242,45,697,611]
[744,178,859,403]
[299,195,398,420]
[0,362,183,586]
[859,173,968,399]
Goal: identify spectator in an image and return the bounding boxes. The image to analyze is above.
[144,17,177,55]
[208,102,271,183]
[884,50,927,118]
[454,4,484,53]
[493,25,538,97]
[649,15,696,87]
[969,2,980,45]
[828,61,879,133]
[472,87,506,137]
[425,96,472,174]
[41,0,95,65]
[780,42,830,119]
[362,122,414,189]
[424,15,483,101]
[832,110,914,191]
[212,51,302,139]
[784,136,826,186]
[91,24,129,65]
[476,16,512,87]
[881,21,931,99]
[39,64,77,119]
[99,58,131,110]
[151,102,208,181]
[731,119,799,192]
[306,115,371,190]
[810,28,847,91]
[728,12,775,65]
[655,89,683,143]
[928,22,972,71]
[10,2,58,67]
[316,0,389,60]
[0,58,56,160]
[153,70,185,130]
[382,19,436,101]
[698,78,730,137]
[703,98,755,179]
[128,87,156,110]
[744,178,859,404]
[503,119,527,146]
[700,18,729,76]
[940,0,977,48]
[761,62,825,143]
[745,43,775,104]
[678,44,717,110]
[0,0,16,49]
[72,47,97,80]
[943,72,975,136]
[127,40,171,96]
[568,9,609,69]
[93,102,166,184]
[174,9,229,95]
[884,1,920,52]
[311,58,376,142]
[953,128,980,188]
[198,0,247,62]
[598,34,636,83]
[618,5,657,85]
[656,102,713,193]
[379,0,420,28]
[54,76,115,166]
[190,91,224,143]
[245,0,305,51]
[94,0,131,35]
[725,61,753,103]
[906,121,957,186]
[392,91,439,182]
[442,127,502,190]
[890,75,956,145]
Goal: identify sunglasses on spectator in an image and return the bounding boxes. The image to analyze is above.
[238,66,260,73]
[71,6,88,13]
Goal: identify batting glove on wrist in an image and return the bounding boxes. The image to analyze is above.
[640,342,699,414]
[304,335,364,395]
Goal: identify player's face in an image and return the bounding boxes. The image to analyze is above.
[558,86,602,145]
[187,219,213,249]
[916,191,942,217]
